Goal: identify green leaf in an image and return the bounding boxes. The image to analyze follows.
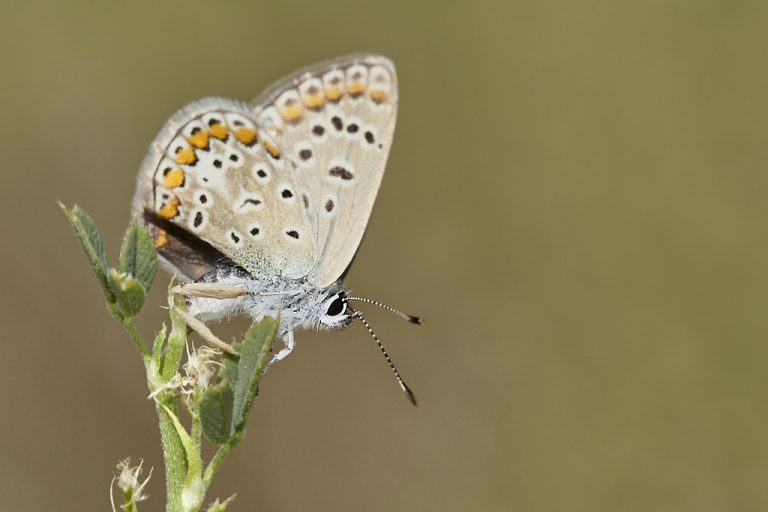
[200,381,234,444]
[60,203,115,303]
[160,404,204,512]
[109,269,147,317]
[200,348,240,445]
[218,351,240,394]
[231,317,277,435]
[119,226,157,293]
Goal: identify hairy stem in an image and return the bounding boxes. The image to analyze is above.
[156,396,186,512]
[162,295,187,380]
[203,430,243,488]
[107,302,151,363]
[191,388,202,453]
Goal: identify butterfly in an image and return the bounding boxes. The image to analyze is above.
[131,54,420,404]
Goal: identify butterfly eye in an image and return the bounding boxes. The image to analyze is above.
[326,295,346,317]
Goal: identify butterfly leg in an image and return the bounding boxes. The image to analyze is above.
[263,330,295,373]
[171,305,238,355]
[173,282,248,299]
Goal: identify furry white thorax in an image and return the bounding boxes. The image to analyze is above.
[185,268,345,338]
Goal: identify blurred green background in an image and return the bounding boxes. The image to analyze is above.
[2,0,768,510]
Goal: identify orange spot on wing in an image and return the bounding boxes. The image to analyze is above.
[154,229,168,248]
[187,130,209,149]
[263,140,281,159]
[208,122,229,140]
[370,90,389,104]
[347,82,366,97]
[174,146,197,165]
[325,86,343,102]
[163,168,185,188]
[303,94,325,110]
[235,127,258,146]
[280,104,303,122]
[158,196,180,219]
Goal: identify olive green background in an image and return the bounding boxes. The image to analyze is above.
[2,1,768,510]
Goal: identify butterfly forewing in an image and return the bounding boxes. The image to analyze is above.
[133,98,318,281]
[132,54,398,288]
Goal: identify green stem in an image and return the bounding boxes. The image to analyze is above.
[155,292,191,512]
[156,396,187,512]
[151,324,168,369]
[123,489,138,512]
[107,303,151,363]
[203,431,242,488]
[191,388,202,453]
[162,296,187,380]
[107,298,185,511]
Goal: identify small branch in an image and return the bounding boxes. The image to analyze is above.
[203,433,242,488]
[107,302,151,363]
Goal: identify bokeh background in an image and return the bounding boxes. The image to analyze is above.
[2,1,768,510]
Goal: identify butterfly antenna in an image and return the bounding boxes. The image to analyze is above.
[346,296,424,325]
[350,307,418,406]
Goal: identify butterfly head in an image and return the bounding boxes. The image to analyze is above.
[316,290,355,329]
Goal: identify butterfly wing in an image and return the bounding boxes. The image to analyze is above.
[132,97,318,281]
[249,54,398,288]
[132,54,398,288]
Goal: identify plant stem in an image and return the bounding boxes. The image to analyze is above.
[107,302,151,362]
[155,292,191,511]
[162,295,187,380]
[203,431,242,488]
[192,388,202,453]
[151,324,168,368]
[156,396,186,512]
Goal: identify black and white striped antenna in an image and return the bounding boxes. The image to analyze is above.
[349,306,418,406]
[346,296,424,325]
